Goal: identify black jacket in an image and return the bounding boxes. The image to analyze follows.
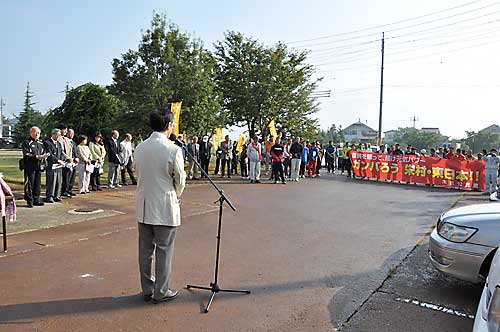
[22,137,45,171]
[290,143,303,159]
[199,141,212,161]
[106,138,122,164]
[43,138,65,169]
[70,139,78,160]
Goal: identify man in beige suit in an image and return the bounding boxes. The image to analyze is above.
[134,108,186,304]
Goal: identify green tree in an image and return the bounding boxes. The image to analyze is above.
[392,127,448,150]
[13,82,45,144]
[214,32,320,138]
[318,124,345,144]
[109,13,221,137]
[45,83,122,138]
[462,131,500,153]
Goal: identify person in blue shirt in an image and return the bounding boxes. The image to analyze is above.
[300,140,309,179]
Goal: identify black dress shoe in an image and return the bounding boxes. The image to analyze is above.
[70,193,76,196]
[34,201,45,206]
[45,198,55,203]
[53,197,62,202]
[143,294,153,302]
[27,202,33,208]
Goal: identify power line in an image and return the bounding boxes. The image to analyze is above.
[287,0,487,44]
[291,2,500,49]
[312,30,500,67]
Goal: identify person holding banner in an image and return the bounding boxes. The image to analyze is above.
[264,136,275,175]
[247,135,262,184]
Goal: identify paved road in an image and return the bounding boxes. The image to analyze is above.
[0,174,472,331]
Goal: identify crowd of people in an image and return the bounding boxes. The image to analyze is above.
[20,125,137,208]
[20,123,500,209]
[179,134,332,184]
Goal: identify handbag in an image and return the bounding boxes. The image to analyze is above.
[18,159,25,171]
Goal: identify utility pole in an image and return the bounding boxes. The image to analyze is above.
[411,115,419,128]
[0,97,5,138]
[377,32,384,146]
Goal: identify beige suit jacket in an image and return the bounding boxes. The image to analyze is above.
[134,131,186,226]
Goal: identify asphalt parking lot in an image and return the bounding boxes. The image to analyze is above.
[0,173,490,331]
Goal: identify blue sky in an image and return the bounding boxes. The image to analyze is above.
[2,0,500,139]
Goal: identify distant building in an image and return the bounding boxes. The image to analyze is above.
[342,121,378,143]
[383,130,399,144]
[479,124,500,135]
[421,127,440,135]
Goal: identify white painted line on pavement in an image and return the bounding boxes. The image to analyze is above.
[395,297,475,320]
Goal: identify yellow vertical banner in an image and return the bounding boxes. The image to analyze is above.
[212,134,219,149]
[216,128,223,146]
[236,134,246,154]
[269,120,278,138]
[171,101,182,136]
[212,128,223,149]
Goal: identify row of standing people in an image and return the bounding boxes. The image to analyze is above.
[21,125,137,207]
[182,134,330,184]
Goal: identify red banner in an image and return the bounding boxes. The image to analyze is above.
[349,152,486,190]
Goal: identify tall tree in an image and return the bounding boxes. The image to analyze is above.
[392,127,448,150]
[462,131,500,153]
[109,13,221,137]
[45,83,122,138]
[318,124,345,144]
[13,82,44,144]
[214,32,320,138]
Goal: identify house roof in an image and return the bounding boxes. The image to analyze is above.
[479,124,500,133]
[342,121,377,132]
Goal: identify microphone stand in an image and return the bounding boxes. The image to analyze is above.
[181,143,250,313]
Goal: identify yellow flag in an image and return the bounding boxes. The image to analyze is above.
[269,120,278,138]
[216,128,223,146]
[171,102,182,136]
[212,128,223,149]
[212,134,219,149]
[236,134,246,154]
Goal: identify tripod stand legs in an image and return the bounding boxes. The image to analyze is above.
[186,283,251,313]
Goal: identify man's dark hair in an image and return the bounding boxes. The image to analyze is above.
[169,133,177,141]
[150,108,174,132]
[58,124,68,130]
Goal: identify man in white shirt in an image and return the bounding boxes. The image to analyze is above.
[483,149,500,194]
[134,108,186,304]
[120,133,136,185]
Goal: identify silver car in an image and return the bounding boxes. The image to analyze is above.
[429,203,500,283]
